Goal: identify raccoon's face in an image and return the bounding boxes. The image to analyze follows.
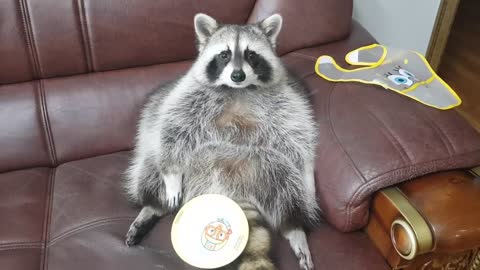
[191,13,285,89]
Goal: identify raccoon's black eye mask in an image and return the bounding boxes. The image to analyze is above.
[206,49,232,81]
[244,49,271,82]
[206,46,272,84]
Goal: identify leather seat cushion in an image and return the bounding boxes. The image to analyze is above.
[1,151,388,270]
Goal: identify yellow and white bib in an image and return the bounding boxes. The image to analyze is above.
[315,44,461,110]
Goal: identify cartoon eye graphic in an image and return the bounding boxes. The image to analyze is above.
[218,233,225,240]
[207,227,215,235]
[387,75,413,86]
[398,69,415,78]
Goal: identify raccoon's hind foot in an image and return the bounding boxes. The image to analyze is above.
[236,203,276,270]
[282,227,314,270]
[162,173,183,210]
[125,206,164,247]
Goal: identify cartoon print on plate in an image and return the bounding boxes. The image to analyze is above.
[201,218,232,251]
[170,194,250,269]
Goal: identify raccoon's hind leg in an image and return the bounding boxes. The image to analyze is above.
[124,154,168,246]
[233,203,276,270]
[125,206,165,246]
[281,227,314,270]
[124,151,159,205]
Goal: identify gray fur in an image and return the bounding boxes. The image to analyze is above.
[124,13,319,270]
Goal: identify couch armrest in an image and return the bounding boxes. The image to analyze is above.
[283,20,480,233]
[366,168,480,269]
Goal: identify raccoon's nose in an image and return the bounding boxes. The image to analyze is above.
[231,70,246,83]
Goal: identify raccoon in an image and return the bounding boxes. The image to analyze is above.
[124,13,319,270]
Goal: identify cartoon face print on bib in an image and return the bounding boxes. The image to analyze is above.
[385,65,419,88]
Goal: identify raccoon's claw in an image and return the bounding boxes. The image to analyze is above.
[166,191,182,210]
[282,228,314,270]
[299,252,314,270]
[163,173,183,210]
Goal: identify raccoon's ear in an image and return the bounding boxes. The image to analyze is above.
[194,13,218,50]
[259,14,283,46]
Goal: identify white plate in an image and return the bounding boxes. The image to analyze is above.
[171,194,249,269]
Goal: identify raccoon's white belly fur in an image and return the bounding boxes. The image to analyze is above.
[125,74,319,230]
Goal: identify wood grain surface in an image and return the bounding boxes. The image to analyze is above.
[438,0,480,132]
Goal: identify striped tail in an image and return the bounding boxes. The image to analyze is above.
[233,202,276,270]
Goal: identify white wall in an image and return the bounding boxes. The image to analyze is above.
[353,0,441,55]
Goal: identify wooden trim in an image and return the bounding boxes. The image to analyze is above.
[426,0,461,71]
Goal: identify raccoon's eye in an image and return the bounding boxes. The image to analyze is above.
[220,51,230,60]
[247,51,257,60]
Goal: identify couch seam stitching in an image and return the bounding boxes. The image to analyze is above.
[416,105,452,155]
[49,217,134,246]
[300,72,317,80]
[40,168,55,270]
[279,34,351,57]
[61,163,119,184]
[325,84,368,230]
[38,80,58,165]
[81,0,95,71]
[16,170,46,178]
[0,58,193,87]
[289,52,318,61]
[366,109,411,164]
[24,0,44,77]
[0,244,43,251]
[18,0,41,78]
[0,241,43,249]
[76,0,94,72]
[420,107,455,155]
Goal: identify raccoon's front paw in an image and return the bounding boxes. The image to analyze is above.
[163,174,183,210]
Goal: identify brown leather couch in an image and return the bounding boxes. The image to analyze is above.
[2,1,480,269]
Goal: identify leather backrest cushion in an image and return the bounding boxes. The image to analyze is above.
[250,0,353,55]
[0,0,255,85]
[0,0,352,85]
[0,82,54,172]
[0,61,191,172]
[0,0,352,171]
[0,0,36,85]
[45,61,192,164]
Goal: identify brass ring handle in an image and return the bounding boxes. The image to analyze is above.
[382,188,433,260]
[391,219,418,260]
